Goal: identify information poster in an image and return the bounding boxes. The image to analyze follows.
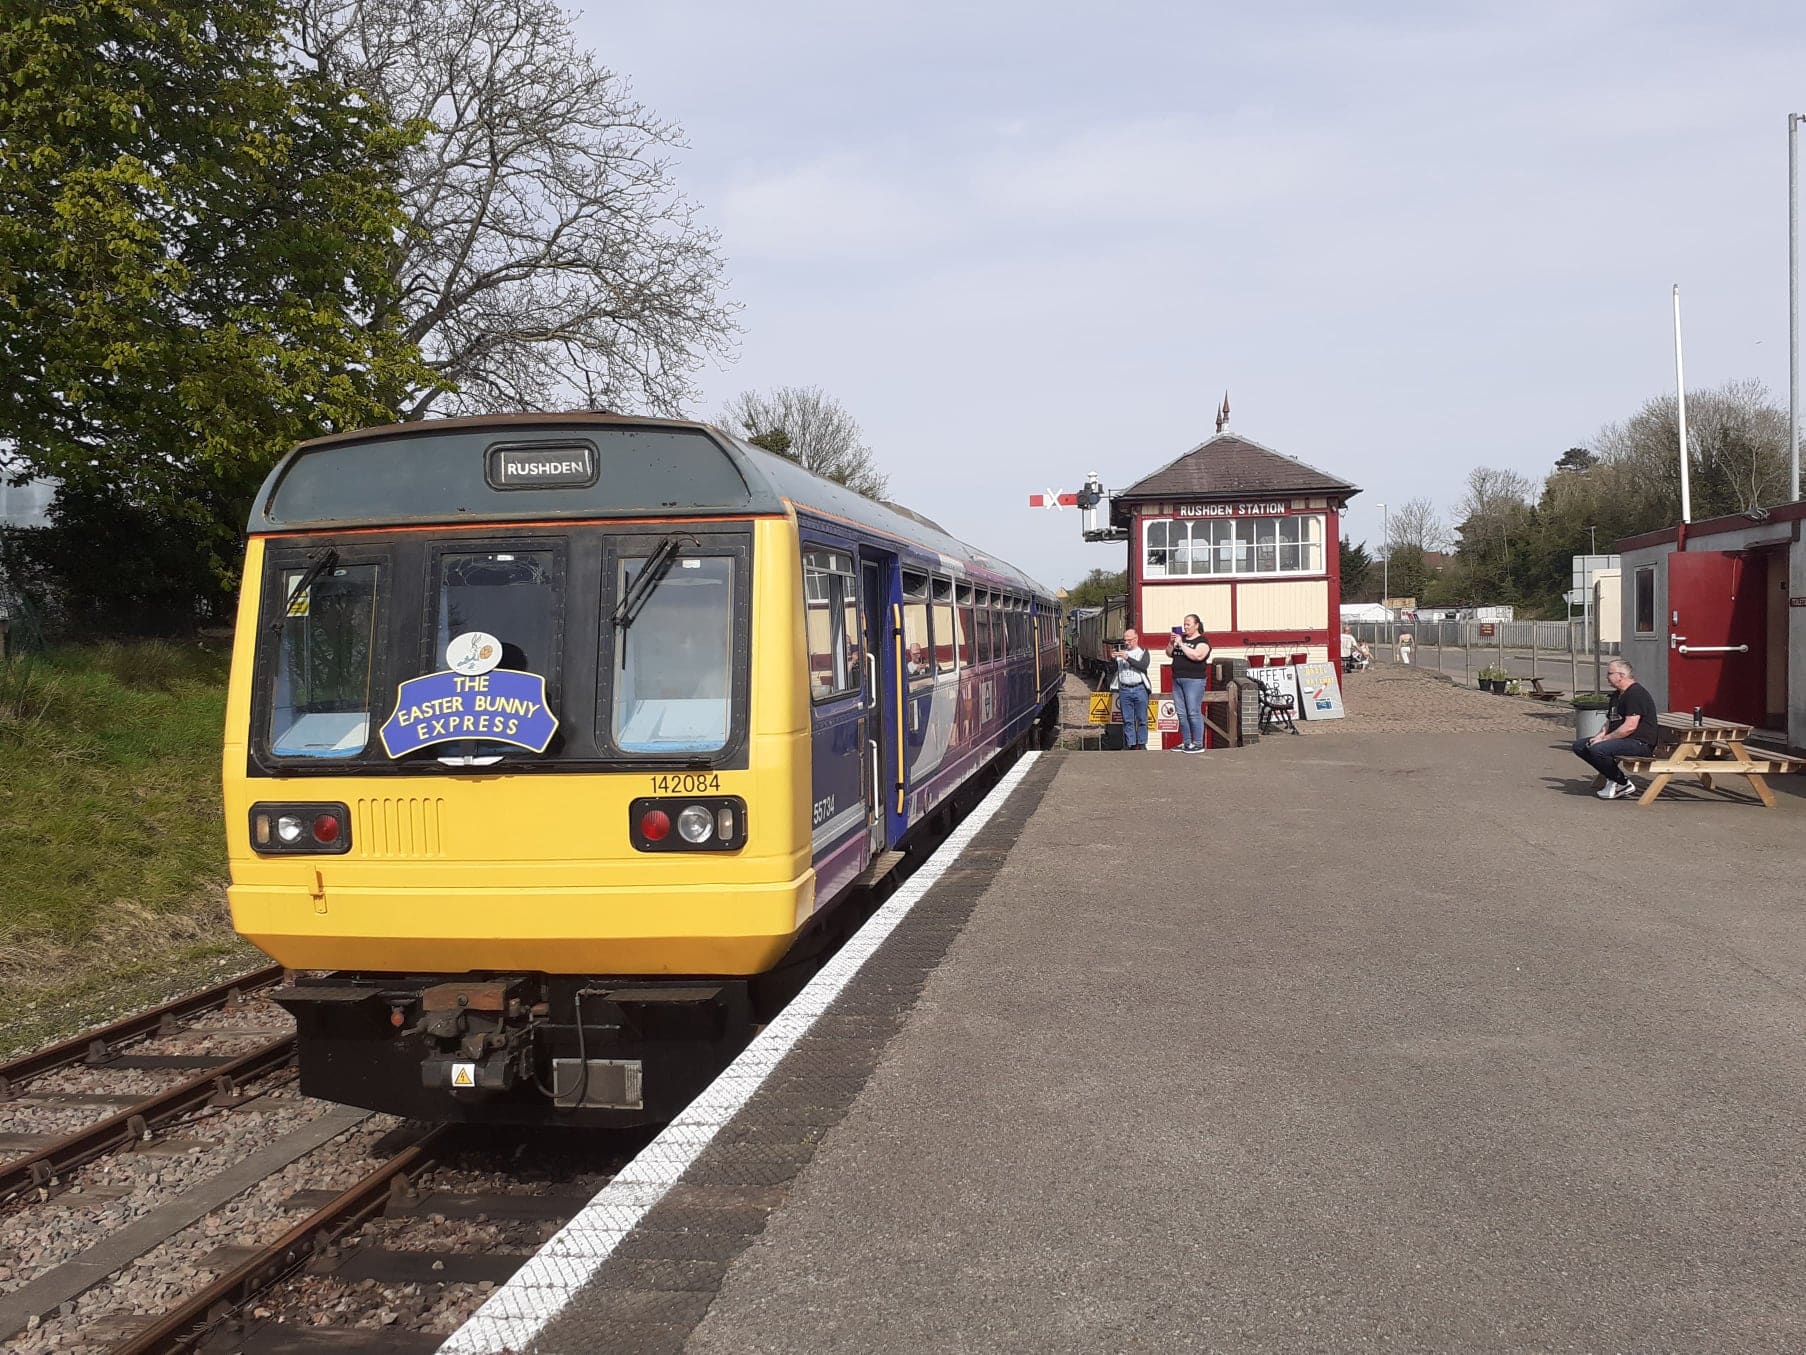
[1293,661,1346,720]
[1154,696,1178,733]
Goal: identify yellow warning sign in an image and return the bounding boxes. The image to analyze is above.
[1088,693,1115,725]
[451,1063,476,1088]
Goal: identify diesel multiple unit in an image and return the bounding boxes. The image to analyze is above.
[224,415,1061,1126]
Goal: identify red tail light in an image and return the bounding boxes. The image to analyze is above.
[311,814,341,845]
[639,809,671,842]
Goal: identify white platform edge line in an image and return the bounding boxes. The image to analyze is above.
[438,750,1041,1355]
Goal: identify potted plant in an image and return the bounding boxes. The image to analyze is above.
[1478,666,1508,694]
[1571,690,1613,740]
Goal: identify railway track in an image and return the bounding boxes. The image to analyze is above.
[1,966,291,1206]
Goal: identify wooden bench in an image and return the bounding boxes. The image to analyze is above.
[1525,677,1564,702]
[1603,714,1806,807]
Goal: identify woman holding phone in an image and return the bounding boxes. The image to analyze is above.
[1169,613,1212,752]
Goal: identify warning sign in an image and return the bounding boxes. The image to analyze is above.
[451,1062,476,1089]
[1088,693,1116,725]
[1154,697,1178,733]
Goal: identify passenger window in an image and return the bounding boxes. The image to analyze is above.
[955,582,976,669]
[269,562,381,758]
[902,571,933,682]
[932,576,957,677]
[803,549,857,701]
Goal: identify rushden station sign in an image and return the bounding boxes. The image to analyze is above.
[379,630,559,756]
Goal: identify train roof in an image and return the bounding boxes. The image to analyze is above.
[250,414,1052,597]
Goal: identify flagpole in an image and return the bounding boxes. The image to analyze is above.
[1674,284,1692,524]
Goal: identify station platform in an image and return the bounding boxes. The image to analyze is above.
[446,715,1806,1354]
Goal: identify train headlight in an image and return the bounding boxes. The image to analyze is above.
[251,803,351,855]
[629,796,746,852]
[676,805,714,844]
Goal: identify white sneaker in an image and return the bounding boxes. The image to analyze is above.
[1619,778,1639,799]
[1595,781,1622,799]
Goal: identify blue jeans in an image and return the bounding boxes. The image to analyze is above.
[1572,736,1653,785]
[1173,677,1206,749]
[1118,683,1150,748]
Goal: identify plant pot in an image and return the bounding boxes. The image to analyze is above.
[1573,706,1609,740]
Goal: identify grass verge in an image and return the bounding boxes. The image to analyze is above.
[0,638,269,1047]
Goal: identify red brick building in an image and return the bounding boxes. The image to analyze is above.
[1110,432,1359,671]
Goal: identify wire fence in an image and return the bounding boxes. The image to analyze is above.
[1347,620,1620,696]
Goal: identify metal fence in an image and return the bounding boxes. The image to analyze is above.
[1346,620,1620,696]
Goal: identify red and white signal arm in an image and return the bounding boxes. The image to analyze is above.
[1028,489,1079,509]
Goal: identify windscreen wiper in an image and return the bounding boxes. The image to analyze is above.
[276,548,339,626]
[610,534,694,660]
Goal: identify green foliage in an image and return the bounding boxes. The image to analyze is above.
[1063,568,1127,609]
[1339,538,1374,600]
[746,428,792,456]
[0,640,238,1007]
[0,0,437,625]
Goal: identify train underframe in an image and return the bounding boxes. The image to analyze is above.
[274,966,801,1128]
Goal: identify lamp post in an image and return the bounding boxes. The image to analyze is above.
[1792,112,1802,502]
[1378,502,1389,608]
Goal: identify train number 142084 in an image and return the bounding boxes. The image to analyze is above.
[648,772,721,794]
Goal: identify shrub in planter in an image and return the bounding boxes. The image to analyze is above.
[1571,691,1613,739]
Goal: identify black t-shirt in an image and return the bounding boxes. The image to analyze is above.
[1169,631,1212,680]
[1609,681,1660,748]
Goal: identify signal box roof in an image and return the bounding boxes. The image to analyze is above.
[1111,432,1358,512]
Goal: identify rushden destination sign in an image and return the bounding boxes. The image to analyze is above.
[486,442,597,490]
[379,631,559,756]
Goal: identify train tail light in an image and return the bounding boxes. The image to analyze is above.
[250,803,351,855]
[629,797,745,852]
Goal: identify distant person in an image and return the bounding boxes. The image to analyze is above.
[1397,632,1414,665]
[1339,627,1370,672]
[1168,613,1213,753]
[1572,659,1658,799]
[906,642,931,678]
[1111,628,1151,750]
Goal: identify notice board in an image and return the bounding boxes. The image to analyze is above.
[1293,661,1346,720]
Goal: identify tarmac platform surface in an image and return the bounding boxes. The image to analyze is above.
[453,688,1806,1353]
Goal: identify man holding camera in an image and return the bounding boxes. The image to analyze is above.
[1112,628,1152,751]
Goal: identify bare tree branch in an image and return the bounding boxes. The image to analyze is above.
[720,386,889,499]
[295,0,736,416]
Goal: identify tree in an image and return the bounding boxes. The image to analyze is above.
[0,0,432,625]
[721,386,888,498]
[296,0,735,416]
[1592,379,1789,520]
[1338,538,1374,600]
[1063,568,1127,609]
[1555,446,1597,473]
[1386,497,1448,553]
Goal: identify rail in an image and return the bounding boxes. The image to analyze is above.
[0,1035,295,1204]
[0,964,286,1096]
[110,1126,453,1355]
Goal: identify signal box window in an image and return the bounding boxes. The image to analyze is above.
[902,571,933,681]
[803,549,858,701]
[1634,565,1657,635]
[612,555,735,754]
[270,562,381,758]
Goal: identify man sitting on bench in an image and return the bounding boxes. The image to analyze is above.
[1571,659,1658,800]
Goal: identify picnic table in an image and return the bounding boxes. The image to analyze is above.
[1607,713,1806,807]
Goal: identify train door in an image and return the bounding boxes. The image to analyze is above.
[859,553,898,851]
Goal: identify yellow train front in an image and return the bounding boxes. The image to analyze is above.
[224,415,1061,1125]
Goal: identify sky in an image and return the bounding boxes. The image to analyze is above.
[572,0,1806,591]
